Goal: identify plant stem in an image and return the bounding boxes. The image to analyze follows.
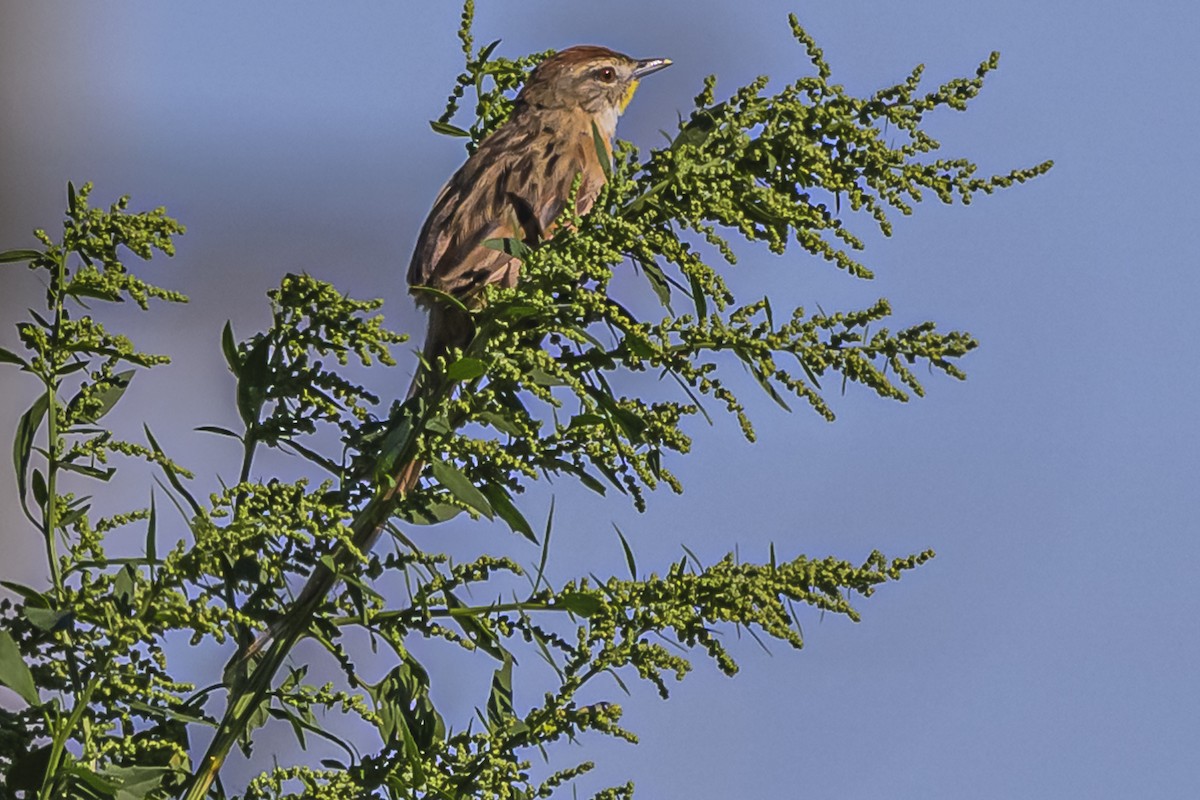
[42,247,68,594]
[182,492,395,800]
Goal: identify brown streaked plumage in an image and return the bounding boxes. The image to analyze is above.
[408,45,672,367]
[239,46,669,662]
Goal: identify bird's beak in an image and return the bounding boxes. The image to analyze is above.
[633,57,672,79]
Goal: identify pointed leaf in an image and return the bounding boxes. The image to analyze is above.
[486,655,514,730]
[591,120,613,180]
[445,591,507,662]
[194,425,242,441]
[145,493,158,578]
[688,272,708,320]
[430,460,493,519]
[13,392,48,505]
[1,581,49,607]
[557,591,602,617]
[532,497,554,593]
[483,237,534,261]
[99,764,167,800]
[429,120,471,137]
[221,321,240,375]
[31,468,47,508]
[476,39,501,64]
[81,369,135,423]
[57,461,116,481]
[477,410,523,437]
[24,607,72,632]
[445,356,487,382]
[481,483,536,542]
[639,258,673,310]
[0,346,27,366]
[0,630,39,705]
[672,104,725,149]
[236,335,271,427]
[281,438,342,476]
[0,249,43,264]
[400,502,466,526]
[144,425,202,517]
[612,523,637,579]
[749,365,792,411]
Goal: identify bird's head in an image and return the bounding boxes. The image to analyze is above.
[518,45,671,132]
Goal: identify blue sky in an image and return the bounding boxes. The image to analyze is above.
[1,2,1197,797]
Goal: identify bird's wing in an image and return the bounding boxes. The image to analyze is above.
[408,122,606,303]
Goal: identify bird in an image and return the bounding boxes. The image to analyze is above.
[238,45,671,663]
[408,45,673,371]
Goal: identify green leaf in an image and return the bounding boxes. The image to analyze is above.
[557,591,602,617]
[672,103,725,149]
[481,482,536,542]
[638,258,673,310]
[689,272,708,320]
[31,468,47,508]
[410,284,470,314]
[680,543,704,570]
[612,523,637,579]
[57,461,116,481]
[476,38,501,64]
[477,410,523,437]
[445,356,487,381]
[430,460,493,519]
[367,655,445,753]
[114,564,137,609]
[1,581,49,607]
[144,424,203,517]
[532,497,554,593]
[221,321,240,375]
[589,388,647,442]
[81,369,135,423]
[66,761,121,795]
[445,590,507,661]
[0,630,39,706]
[66,282,121,302]
[551,459,607,495]
[195,425,242,441]
[281,438,342,476]
[483,236,534,261]
[13,391,48,506]
[400,502,466,526]
[0,346,27,366]
[527,367,566,387]
[145,493,158,578]
[429,119,471,137]
[100,764,168,800]
[236,335,271,428]
[0,249,43,264]
[591,120,613,180]
[125,699,216,728]
[374,408,416,477]
[24,606,71,632]
[486,655,514,730]
[749,364,792,411]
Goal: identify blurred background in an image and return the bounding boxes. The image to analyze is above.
[1,2,1197,797]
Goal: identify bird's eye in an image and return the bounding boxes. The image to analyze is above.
[595,66,616,83]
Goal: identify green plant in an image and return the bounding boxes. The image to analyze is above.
[0,6,1050,798]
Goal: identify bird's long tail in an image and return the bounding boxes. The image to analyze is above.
[238,305,469,662]
[238,457,423,661]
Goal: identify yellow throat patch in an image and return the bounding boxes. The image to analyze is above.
[619,80,640,113]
